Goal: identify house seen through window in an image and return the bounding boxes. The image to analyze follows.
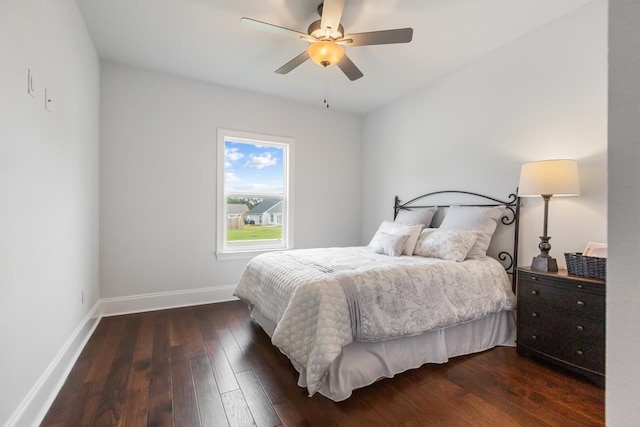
[216,129,293,257]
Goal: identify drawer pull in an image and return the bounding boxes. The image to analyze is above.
[577,325,584,332]
[531,276,538,281]
[577,300,585,306]
[531,335,538,341]
[532,312,539,318]
[577,284,584,289]
[576,350,584,356]
[531,290,539,296]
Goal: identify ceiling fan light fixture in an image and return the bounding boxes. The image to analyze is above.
[307,40,344,68]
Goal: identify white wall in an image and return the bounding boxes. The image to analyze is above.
[608,0,640,425]
[99,62,362,299]
[361,1,607,270]
[0,0,101,425]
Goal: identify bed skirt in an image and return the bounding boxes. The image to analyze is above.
[250,307,516,402]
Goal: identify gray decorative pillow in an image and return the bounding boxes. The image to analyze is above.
[395,207,437,228]
[439,205,504,259]
[371,231,411,257]
[414,229,479,262]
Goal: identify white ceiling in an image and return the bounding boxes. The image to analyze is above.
[76,0,593,115]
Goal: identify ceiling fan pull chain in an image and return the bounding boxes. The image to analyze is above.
[324,73,330,109]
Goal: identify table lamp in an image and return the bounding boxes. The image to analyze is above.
[518,159,580,272]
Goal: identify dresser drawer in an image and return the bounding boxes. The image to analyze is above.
[518,273,605,320]
[519,322,605,374]
[518,302,605,346]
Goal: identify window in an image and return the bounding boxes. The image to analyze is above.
[216,128,294,258]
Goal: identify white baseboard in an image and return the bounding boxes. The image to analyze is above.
[6,301,101,427]
[99,285,238,317]
[6,285,238,427]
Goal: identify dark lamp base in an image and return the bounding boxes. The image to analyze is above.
[531,256,558,272]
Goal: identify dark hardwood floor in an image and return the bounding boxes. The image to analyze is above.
[42,301,604,426]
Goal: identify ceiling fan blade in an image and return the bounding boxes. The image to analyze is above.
[275,51,311,74]
[320,0,346,39]
[343,28,413,47]
[337,54,363,81]
[240,17,315,42]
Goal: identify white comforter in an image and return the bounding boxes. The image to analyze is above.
[233,247,516,396]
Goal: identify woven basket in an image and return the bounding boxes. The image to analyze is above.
[564,252,606,280]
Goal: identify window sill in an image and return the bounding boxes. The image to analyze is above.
[215,248,291,261]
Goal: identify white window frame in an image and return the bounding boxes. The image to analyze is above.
[216,128,294,260]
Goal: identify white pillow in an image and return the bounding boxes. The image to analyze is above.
[438,205,504,259]
[395,207,436,228]
[369,221,424,255]
[414,229,479,262]
[371,231,411,257]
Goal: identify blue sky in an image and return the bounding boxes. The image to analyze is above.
[224,139,284,195]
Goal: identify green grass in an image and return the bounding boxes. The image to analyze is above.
[227,225,283,241]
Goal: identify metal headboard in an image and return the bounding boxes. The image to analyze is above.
[393,190,520,291]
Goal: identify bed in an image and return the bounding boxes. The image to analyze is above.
[234,190,519,401]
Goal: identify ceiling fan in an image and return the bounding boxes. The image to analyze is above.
[240,0,413,81]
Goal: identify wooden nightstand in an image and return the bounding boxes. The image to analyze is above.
[516,267,605,387]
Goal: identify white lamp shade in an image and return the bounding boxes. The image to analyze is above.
[518,159,580,197]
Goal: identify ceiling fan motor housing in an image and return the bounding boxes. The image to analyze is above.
[307,20,344,40]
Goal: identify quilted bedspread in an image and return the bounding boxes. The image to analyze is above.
[233,247,516,396]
